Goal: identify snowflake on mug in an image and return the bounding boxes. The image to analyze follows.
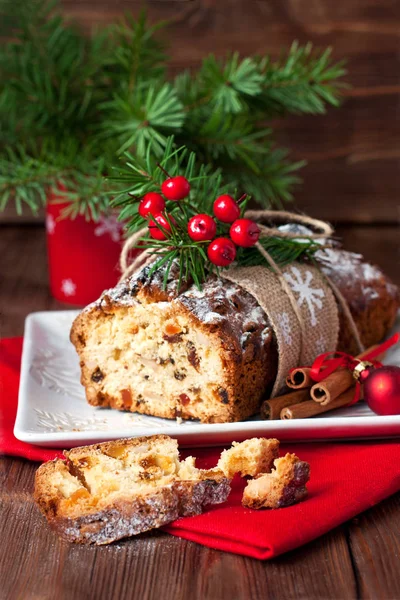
[61,278,77,297]
[46,214,56,235]
[94,214,124,243]
[283,266,325,327]
[275,312,293,346]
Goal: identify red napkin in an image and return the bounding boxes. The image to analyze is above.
[1,337,400,560]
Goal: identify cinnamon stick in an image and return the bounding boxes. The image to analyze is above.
[260,389,310,420]
[281,386,356,419]
[286,367,313,390]
[310,345,381,406]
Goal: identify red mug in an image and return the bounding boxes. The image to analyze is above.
[46,190,125,305]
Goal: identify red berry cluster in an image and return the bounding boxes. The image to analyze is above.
[204,195,260,267]
[138,178,260,268]
[185,193,261,266]
[139,176,190,240]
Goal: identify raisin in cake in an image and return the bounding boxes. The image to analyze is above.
[71,250,398,423]
[34,435,230,545]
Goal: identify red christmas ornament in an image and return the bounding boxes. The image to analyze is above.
[139,192,165,218]
[161,176,190,201]
[230,218,261,247]
[213,194,240,224]
[363,365,400,415]
[187,214,216,242]
[207,237,236,267]
[148,213,176,240]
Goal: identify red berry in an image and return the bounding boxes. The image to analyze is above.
[207,237,237,267]
[213,194,240,223]
[148,213,176,240]
[188,214,216,242]
[139,192,165,218]
[230,219,260,247]
[161,176,190,201]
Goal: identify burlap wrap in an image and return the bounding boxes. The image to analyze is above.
[222,263,339,396]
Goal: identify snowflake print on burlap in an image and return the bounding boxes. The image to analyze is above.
[283,266,325,327]
[315,336,327,355]
[275,312,293,346]
[94,214,124,243]
[46,214,56,235]
[61,278,76,297]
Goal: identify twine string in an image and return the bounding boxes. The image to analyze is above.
[255,241,308,364]
[320,275,365,354]
[119,227,150,282]
[245,209,334,240]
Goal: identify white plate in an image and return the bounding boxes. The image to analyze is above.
[14,310,400,448]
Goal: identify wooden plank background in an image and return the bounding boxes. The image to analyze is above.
[3,0,400,224]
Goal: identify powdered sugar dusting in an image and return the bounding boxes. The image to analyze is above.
[361,263,381,282]
[315,248,363,272]
[316,247,398,304]
[179,277,269,334]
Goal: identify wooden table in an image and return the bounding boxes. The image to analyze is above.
[1,224,399,600]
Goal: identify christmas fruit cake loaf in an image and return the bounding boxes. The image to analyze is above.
[71,248,398,423]
[34,435,230,544]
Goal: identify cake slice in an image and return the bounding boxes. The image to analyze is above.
[34,435,230,544]
[70,266,277,424]
[217,438,280,478]
[242,453,310,509]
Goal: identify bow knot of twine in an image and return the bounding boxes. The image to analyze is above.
[119,210,364,358]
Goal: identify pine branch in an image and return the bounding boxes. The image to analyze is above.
[253,42,347,115]
[238,236,320,268]
[0,141,113,218]
[99,83,185,155]
[0,12,106,139]
[0,147,62,214]
[105,10,167,88]
[200,53,264,114]
[0,0,346,218]
[220,148,306,207]
[111,137,223,231]
[110,139,321,289]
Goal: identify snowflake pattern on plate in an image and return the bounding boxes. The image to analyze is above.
[94,214,124,243]
[61,278,77,297]
[33,409,111,432]
[29,346,83,400]
[284,266,325,327]
[31,408,193,433]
